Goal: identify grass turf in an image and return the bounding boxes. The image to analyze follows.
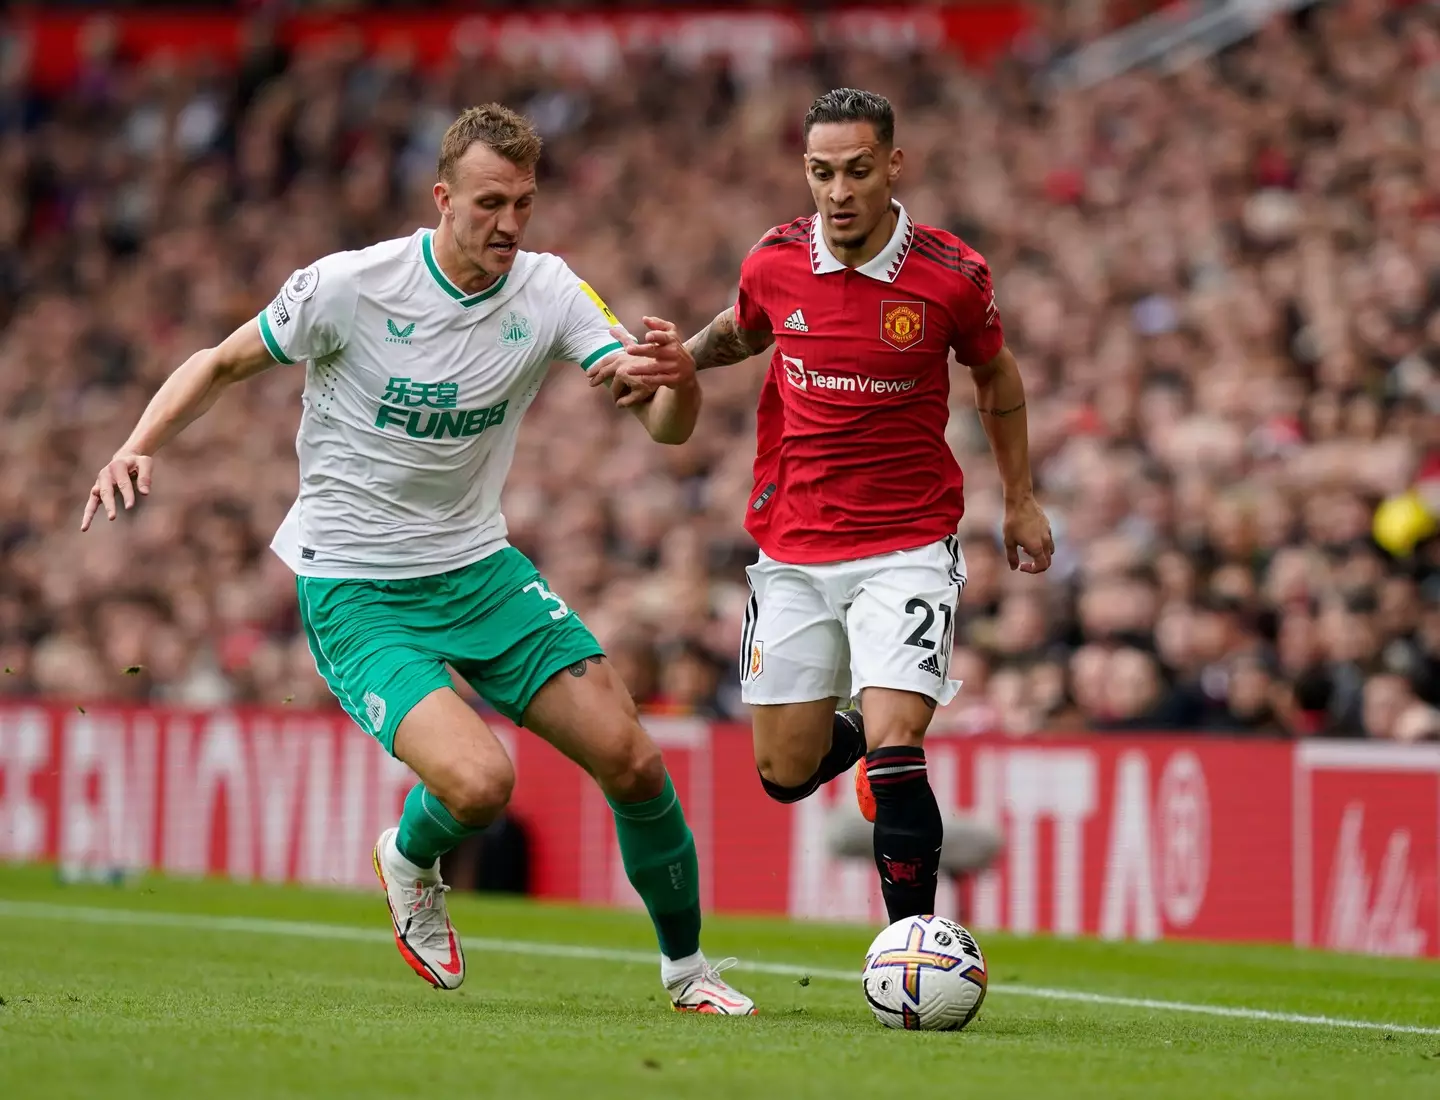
[0,864,1438,1099]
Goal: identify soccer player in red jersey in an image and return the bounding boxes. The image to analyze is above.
[595,89,1054,924]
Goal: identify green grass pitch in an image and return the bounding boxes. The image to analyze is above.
[1,864,1438,1099]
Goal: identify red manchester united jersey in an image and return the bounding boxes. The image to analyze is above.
[735,202,1003,565]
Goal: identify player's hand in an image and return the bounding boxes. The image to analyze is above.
[1003,495,1054,574]
[588,318,696,405]
[585,325,649,388]
[81,453,153,532]
[584,325,659,408]
[619,317,697,401]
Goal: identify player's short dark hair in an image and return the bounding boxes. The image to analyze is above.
[438,104,543,182]
[803,88,895,146]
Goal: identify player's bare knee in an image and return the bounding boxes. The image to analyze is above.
[442,755,515,826]
[597,725,665,803]
[755,749,824,791]
[753,707,831,790]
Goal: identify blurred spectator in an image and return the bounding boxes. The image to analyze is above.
[1363,672,1440,742]
[1091,648,1173,732]
[1201,652,1286,736]
[0,3,1437,740]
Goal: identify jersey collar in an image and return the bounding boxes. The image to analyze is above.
[421,230,509,308]
[809,201,914,282]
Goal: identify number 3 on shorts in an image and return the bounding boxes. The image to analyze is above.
[524,580,570,620]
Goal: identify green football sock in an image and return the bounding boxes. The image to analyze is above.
[395,783,480,868]
[609,774,702,960]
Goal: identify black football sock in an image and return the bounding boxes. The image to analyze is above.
[867,746,943,923]
[758,710,869,803]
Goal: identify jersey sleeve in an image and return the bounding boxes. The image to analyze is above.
[734,252,771,333]
[255,257,358,365]
[551,268,628,369]
[949,260,1005,367]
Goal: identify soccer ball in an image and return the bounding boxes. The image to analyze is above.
[861,915,987,1031]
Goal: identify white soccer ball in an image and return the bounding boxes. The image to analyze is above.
[861,915,988,1031]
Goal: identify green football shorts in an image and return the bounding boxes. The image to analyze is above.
[296,548,603,753]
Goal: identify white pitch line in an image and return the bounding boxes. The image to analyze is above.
[2,900,1438,1037]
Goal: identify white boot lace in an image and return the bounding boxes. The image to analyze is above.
[700,957,740,986]
[406,880,450,915]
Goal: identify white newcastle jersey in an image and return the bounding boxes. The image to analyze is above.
[256,228,625,579]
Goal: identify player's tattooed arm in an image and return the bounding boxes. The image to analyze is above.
[969,345,1034,491]
[684,307,772,371]
[979,399,1026,417]
[969,344,1054,575]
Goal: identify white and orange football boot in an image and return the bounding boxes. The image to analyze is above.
[666,956,757,1015]
[373,827,466,990]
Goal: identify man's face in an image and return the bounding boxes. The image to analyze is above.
[1362,674,1410,739]
[434,143,536,277]
[803,121,902,249]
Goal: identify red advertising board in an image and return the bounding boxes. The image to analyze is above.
[2,703,1437,958]
[1293,742,1440,957]
[9,7,1031,92]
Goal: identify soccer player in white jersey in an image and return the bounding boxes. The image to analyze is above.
[80,105,754,1015]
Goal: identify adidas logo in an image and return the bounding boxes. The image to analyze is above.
[783,309,809,332]
[917,654,942,677]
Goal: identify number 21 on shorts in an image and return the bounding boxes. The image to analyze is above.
[905,597,954,666]
[524,580,570,621]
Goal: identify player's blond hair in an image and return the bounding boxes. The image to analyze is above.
[438,104,543,181]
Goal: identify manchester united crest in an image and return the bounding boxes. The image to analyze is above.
[881,301,925,350]
[748,641,763,679]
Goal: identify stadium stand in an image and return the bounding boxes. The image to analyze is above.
[0,2,1435,739]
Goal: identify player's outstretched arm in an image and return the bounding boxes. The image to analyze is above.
[683,306,772,371]
[624,376,702,445]
[80,319,277,531]
[593,320,703,445]
[969,344,1055,574]
[586,306,768,387]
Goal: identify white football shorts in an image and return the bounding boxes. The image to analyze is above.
[738,536,967,707]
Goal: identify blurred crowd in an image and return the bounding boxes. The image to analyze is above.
[0,2,1437,740]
